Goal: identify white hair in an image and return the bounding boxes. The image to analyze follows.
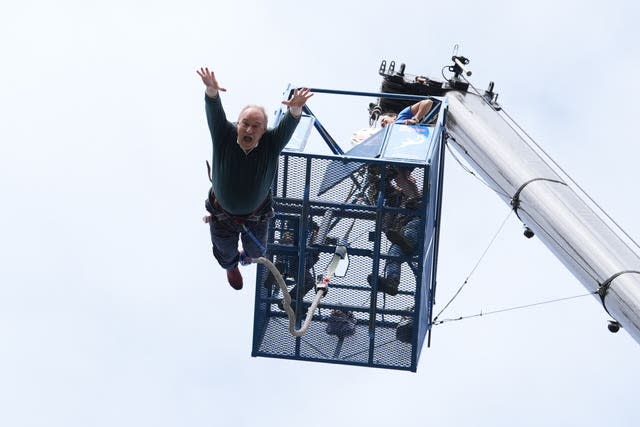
[238,104,268,128]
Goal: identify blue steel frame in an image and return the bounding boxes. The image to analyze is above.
[252,87,448,371]
[275,87,442,155]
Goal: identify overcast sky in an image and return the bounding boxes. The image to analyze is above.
[2,1,640,426]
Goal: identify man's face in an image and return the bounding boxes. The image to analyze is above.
[237,108,266,150]
[379,114,396,128]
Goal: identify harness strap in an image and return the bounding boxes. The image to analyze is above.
[206,190,271,224]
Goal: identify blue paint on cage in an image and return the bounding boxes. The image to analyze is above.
[250,87,447,372]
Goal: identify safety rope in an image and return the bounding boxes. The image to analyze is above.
[433,291,596,325]
[240,223,321,337]
[251,246,347,337]
[202,203,332,337]
[433,209,513,323]
[253,257,324,337]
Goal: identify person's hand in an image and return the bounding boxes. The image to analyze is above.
[282,87,313,117]
[282,87,313,108]
[197,67,227,95]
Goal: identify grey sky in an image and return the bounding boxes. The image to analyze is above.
[1,1,639,426]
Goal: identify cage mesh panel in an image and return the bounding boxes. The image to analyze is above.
[253,152,434,371]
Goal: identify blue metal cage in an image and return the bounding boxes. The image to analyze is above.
[251,89,447,371]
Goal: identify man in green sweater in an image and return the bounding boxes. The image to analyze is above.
[197,67,313,290]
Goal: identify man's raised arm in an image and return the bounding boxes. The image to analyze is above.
[281,87,314,118]
[196,67,228,99]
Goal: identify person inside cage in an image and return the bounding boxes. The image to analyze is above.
[367,195,422,296]
[353,98,433,204]
[364,99,433,295]
[378,98,433,127]
[377,98,433,200]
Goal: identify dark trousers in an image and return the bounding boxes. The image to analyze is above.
[205,193,273,270]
